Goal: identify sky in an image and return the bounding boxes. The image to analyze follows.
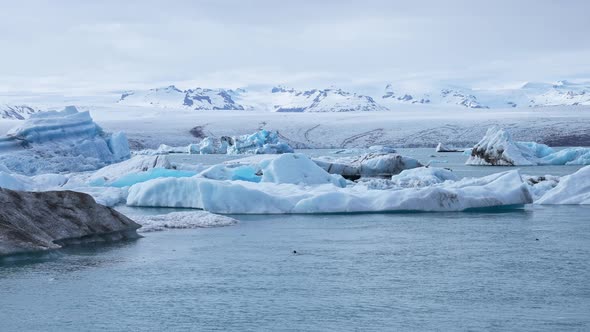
[1,0,589,94]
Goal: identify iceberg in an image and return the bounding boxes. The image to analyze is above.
[137,129,294,156]
[126,170,532,214]
[390,167,459,188]
[0,170,67,192]
[197,153,346,187]
[258,153,346,187]
[333,145,397,155]
[314,153,422,180]
[466,127,590,166]
[435,143,464,153]
[523,174,561,201]
[0,106,131,175]
[87,155,202,187]
[536,166,590,204]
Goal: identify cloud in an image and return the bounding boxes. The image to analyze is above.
[0,0,589,93]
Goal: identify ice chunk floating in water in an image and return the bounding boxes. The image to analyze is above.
[126,168,532,214]
[314,153,422,180]
[466,126,590,166]
[0,106,131,175]
[131,211,238,232]
[536,166,590,204]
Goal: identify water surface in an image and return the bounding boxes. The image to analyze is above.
[1,206,589,331]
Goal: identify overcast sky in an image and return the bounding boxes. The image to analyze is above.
[1,0,589,93]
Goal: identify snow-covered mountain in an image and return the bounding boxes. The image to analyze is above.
[381,80,590,109]
[526,80,590,107]
[1,104,40,120]
[118,85,244,110]
[118,86,387,112]
[381,84,488,109]
[108,80,590,112]
[267,86,386,112]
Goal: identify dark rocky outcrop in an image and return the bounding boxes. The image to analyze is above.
[0,188,140,257]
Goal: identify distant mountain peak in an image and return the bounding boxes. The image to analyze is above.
[1,104,41,120]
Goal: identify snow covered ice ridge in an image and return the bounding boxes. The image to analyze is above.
[466,126,590,166]
[0,106,130,175]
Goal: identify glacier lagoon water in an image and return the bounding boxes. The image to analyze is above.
[1,149,589,331]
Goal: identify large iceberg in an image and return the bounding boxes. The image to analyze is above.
[0,106,130,175]
[536,166,590,204]
[466,127,590,166]
[126,168,532,214]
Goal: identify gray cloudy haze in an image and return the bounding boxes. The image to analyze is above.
[1,0,589,93]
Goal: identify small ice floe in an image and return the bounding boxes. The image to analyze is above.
[435,142,464,153]
[131,211,238,233]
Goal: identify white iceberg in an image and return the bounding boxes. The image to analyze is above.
[536,166,590,204]
[131,211,238,233]
[466,127,590,166]
[0,170,67,192]
[390,167,459,188]
[333,145,397,155]
[523,174,561,201]
[0,106,130,175]
[87,155,202,187]
[314,153,422,179]
[197,153,346,187]
[126,169,532,214]
[258,153,346,187]
[435,143,464,153]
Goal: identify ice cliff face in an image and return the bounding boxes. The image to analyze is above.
[0,104,40,120]
[0,106,130,175]
[0,188,140,257]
